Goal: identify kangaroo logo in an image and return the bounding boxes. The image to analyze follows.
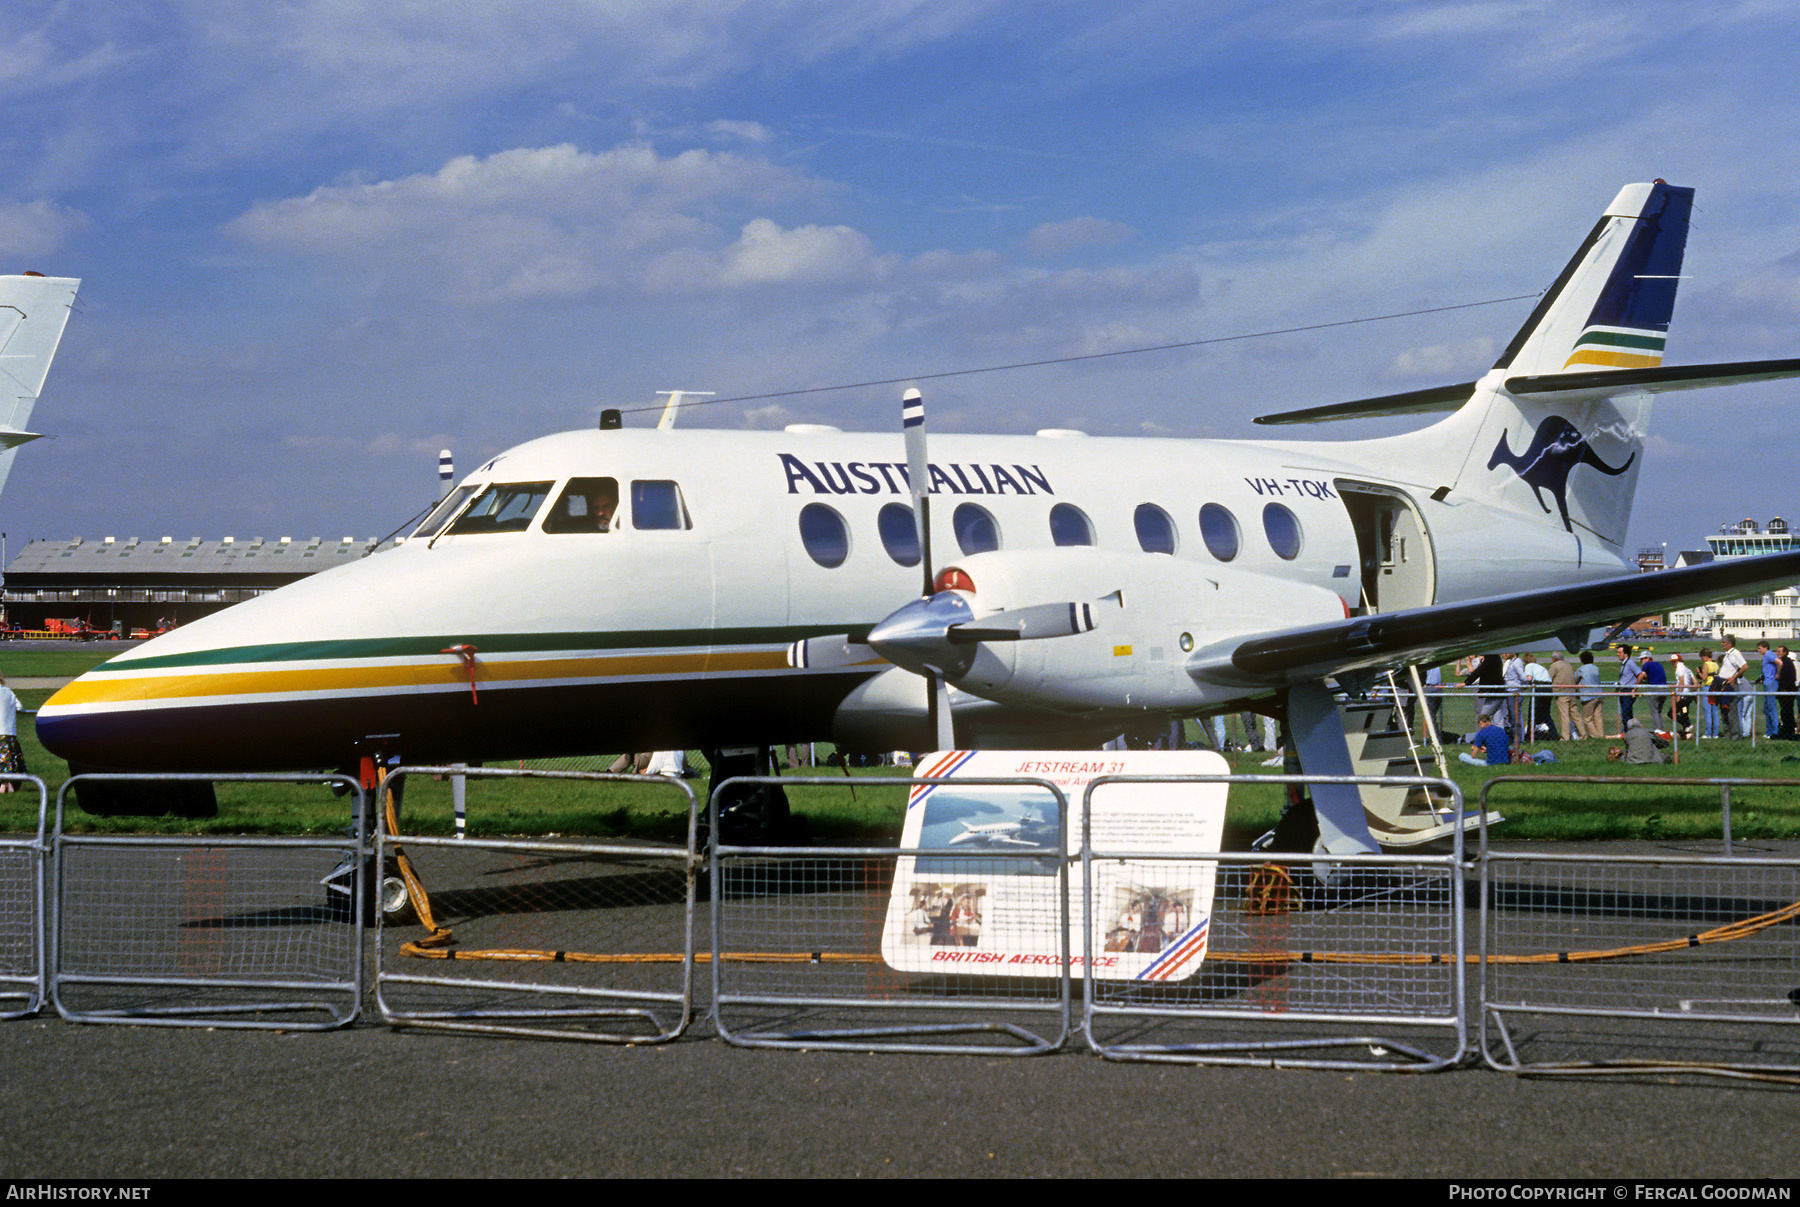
[1487,416,1635,532]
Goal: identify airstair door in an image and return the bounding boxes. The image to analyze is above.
[1336,482,1436,614]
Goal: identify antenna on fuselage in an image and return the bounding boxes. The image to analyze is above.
[655,390,714,430]
[438,449,453,500]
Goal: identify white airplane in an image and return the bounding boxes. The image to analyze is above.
[35,182,1800,849]
[947,807,1057,848]
[0,272,80,501]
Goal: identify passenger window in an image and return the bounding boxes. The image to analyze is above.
[878,502,920,567]
[1134,504,1176,555]
[631,480,691,530]
[413,485,477,540]
[799,503,849,568]
[543,477,620,534]
[1263,502,1303,560]
[1049,503,1094,546]
[953,503,1000,555]
[446,482,554,535]
[1199,503,1240,562]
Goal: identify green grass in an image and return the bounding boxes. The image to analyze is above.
[0,647,120,679]
[11,732,1796,845]
[5,642,1795,844]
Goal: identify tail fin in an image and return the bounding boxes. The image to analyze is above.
[1451,183,1693,547]
[0,272,80,498]
[1493,181,1692,376]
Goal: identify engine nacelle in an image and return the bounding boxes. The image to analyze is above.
[907,548,1349,715]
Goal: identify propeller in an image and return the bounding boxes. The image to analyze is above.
[866,582,1098,681]
[787,386,1104,751]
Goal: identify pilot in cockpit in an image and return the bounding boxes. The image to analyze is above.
[545,476,619,534]
[590,481,618,532]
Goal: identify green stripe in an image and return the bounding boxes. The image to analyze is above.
[1574,330,1665,351]
[90,624,877,673]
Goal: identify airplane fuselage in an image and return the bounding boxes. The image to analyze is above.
[38,421,1626,773]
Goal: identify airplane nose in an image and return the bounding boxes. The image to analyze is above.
[35,662,159,765]
[866,592,977,681]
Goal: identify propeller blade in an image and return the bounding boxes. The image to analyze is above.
[786,635,881,670]
[948,601,1097,644]
[902,387,934,593]
[901,386,953,750]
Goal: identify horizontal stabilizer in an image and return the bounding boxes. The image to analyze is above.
[1253,381,1477,426]
[1190,549,1800,688]
[1254,356,1800,427]
[1506,357,1800,399]
[0,428,44,450]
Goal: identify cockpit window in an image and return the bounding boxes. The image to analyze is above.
[631,480,691,530]
[543,477,620,534]
[413,485,477,540]
[445,482,553,535]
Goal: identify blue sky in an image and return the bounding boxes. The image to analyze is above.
[3,1,1798,556]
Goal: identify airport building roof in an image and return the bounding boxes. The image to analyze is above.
[4,536,377,584]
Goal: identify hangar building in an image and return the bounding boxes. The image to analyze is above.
[1,535,378,634]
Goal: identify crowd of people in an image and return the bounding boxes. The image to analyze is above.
[1439,637,1800,766]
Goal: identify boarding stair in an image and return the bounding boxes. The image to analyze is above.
[1338,700,1499,848]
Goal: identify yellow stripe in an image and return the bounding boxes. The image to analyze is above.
[1561,349,1663,370]
[49,648,790,708]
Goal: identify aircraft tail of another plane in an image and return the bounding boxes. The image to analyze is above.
[0,272,81,500]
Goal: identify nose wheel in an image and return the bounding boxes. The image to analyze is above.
[320,855,416,924]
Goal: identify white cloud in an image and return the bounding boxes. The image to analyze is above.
[707,119,774,145]
[721,218,895,286]
[0,200,88,257]
[1023,216,1134,258]
[1383,336,1496,381]
[741,402,800,428]
[224,143,835,300]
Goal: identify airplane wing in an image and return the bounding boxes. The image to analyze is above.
[1188,549,1800,689]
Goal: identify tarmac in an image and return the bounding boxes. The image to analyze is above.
[5,837,1798,1180]
[2,1008,1797,1179]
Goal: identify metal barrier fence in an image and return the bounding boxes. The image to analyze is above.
[0,776,49,1018]
[1480,775,1800,857]
[373,766,700,1043]
[710,775,1074,1055]
[1477,776,1800,1078]
[49,773,366,1030]
[1081,774,1469,1071]
[1479,849,1800,1078]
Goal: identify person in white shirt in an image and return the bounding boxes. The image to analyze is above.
[1523,653,1553,738]
[1670,652,1697,739]
[0,673,25,791]
[1719,636,1751,739]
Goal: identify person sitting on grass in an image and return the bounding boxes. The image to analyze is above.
[1618,717,1668,765]
[1459,716,1510,766]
